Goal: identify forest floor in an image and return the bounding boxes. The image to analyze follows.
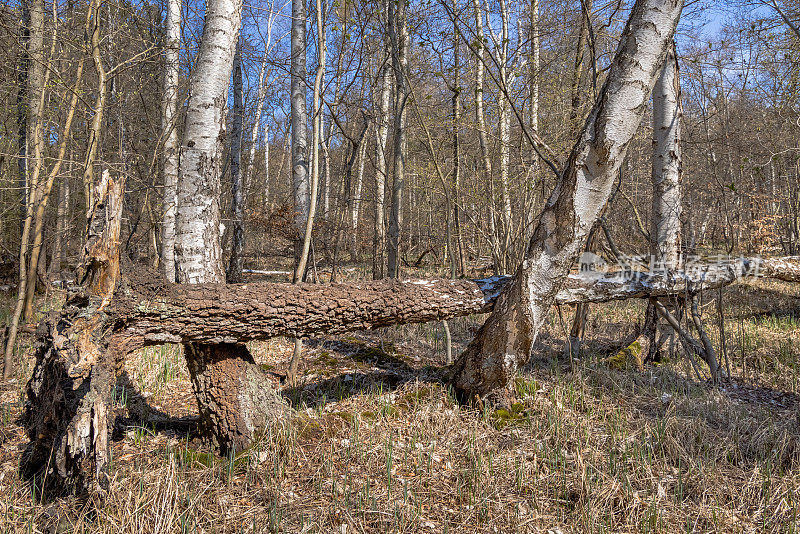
[1,273,800,533]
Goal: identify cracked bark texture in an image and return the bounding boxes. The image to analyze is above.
[184,343,284,455]
[109,256,783,350]
[448,0,685,399]
[24,249,797,490]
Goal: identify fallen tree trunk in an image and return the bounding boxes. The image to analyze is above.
[22,246,796,494]
[108,256,775,350]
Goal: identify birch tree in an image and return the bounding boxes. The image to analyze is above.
[373,1,391,279]
[651,44,682,269]
[291,0,310,267]
[449,0,685,399]
[288,0,326,384]
[160,0,180,282]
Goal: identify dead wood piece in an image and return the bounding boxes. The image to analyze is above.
[22,172,124,496]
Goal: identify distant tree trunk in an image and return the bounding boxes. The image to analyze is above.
[472,0,501,274]
[227,39,245,282]
[449,0,684,400]
[176,0,284,454]
[48,175,69,275]
[452,5,466,277]
[16,0,31,236]
[497,0,513,272]
[160,0,181,282]
[386,0,409,279]
[525,0,540,235]
[263,126,270,208]
[352,133,366,254]
[81,0,108,216]
[5,0,83,378]
[245,14,275,211]
[4,0,45,379]
[569,0,594,137]
[291,0,310,266]
[18,0,46,322]
[373,10,391,280]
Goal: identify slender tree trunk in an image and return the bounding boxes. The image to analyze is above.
[6,0,82,377]
[373,13,391,279]
[386,0,409,279]
[245,14,276,211]
[352,134,366,254]
[81,0,108,216]
[48,175,69,275]
[472,0,501,274]
[18,0,47,320]
[291,0,310,266]
[288,0,326,384]
[497,0,513,272]
[227,39,245,282]
[569,0,594,137]
[452,6,466,277]
[651,44,682,269]
[449,0,684,400]
[4,0,45,379]
[525,0,540,235]
[16,0,32,237]
[263,126,270,208]
[161,0,180,282]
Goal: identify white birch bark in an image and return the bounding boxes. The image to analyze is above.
[160,0,181,282]
[651,45,682,269]
[450,0,684,399]
[175,0,242,284]
[373,10,391,279]
[263,124,270,207]
[352,135,366,236]
[496,0,513,266]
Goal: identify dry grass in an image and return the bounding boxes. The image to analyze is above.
[2,278,800,532]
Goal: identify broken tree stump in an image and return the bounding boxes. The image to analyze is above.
[22,172,125,494]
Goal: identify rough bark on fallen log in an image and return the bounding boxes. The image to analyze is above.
[100,256,785,350]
